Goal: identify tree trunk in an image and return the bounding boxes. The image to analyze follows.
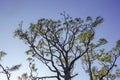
[64,68,71,80]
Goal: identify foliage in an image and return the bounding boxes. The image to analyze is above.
[0,51,7,60]
[14,13,120,80]
[0,51,21,80]
[81,39,120,80]
[18,58,38,80]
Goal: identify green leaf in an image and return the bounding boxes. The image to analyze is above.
[102,53,111,62]
[0,51,7,60]
[115,69,120,76]
[10,64,21,71]
[100,49,105,53]
[75,18,80,22]
[27,57,33,61]
[85,30,93,38]
[77,33,85,41]
[100,67,107,75]
[93,76,97,80]
[92,16,103,27]
[26,49,33,55]
[116,40,120,48]
[99,38,108,45]
[86,16,92,22]
[21,73,28,79]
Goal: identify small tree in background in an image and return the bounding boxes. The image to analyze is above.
[0,51,21,80]
[14,13,120,80]
[17,57,38,80]
[81,40,120,80]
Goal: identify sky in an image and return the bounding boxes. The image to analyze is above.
[0,0,120,80]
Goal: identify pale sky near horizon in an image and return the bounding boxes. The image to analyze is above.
[0,0,120,80]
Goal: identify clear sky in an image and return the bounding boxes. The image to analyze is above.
[0,0,120,80]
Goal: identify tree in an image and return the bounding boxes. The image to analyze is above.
[81,39,120,80]
[0,51,21,80]
[17,57,38,80]
[14,13,120,80]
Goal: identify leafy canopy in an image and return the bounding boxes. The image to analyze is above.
[14,13,120,80]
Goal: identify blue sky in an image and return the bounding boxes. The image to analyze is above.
[0,0,120,80]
